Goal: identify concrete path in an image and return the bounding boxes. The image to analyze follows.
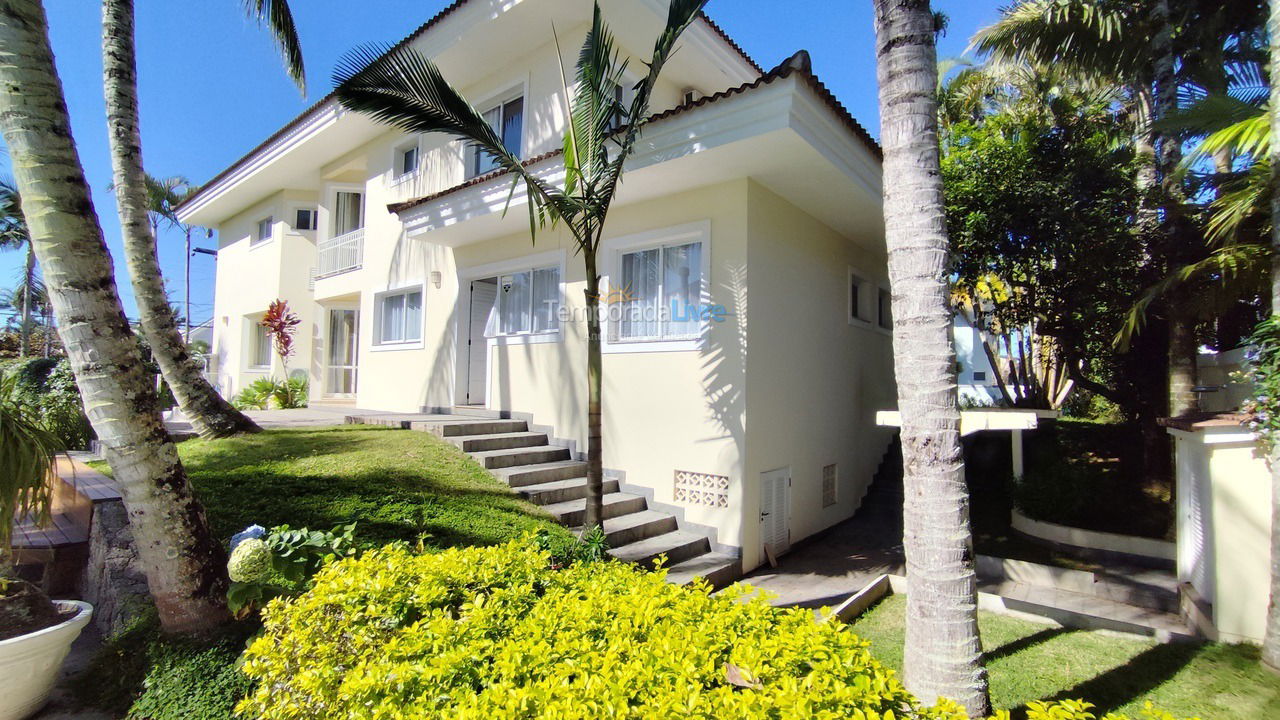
[161,404,467,435]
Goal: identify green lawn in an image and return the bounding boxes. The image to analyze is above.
[849,594,1280,718]
[94,426,575,553]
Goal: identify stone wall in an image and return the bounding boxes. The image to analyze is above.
[78,500,151,635]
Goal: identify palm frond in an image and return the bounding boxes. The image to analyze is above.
[1206,158,1271,243]
[0,372,60,549]
[969,0,1148,84]
[0,179,27,251]
[243,0,306,93]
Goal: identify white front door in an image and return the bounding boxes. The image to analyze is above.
[760,467,791,558]
[465,279,498,405]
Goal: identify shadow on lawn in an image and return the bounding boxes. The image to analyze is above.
[1009,641,1201,719]
[982,626,1072,664]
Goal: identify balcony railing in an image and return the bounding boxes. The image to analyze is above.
[317,228,363,278]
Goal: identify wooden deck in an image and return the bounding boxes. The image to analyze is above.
[11,454,120,552]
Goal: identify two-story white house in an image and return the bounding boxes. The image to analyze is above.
[176,0,894,579]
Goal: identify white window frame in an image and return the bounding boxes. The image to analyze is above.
[467,83,526,179]
[371,284,426,351]
[461,250,565,348]
[390,136,422,185]
[252,216,274,248]
[289,204,317,232]
[330,186,366,237]
[602,221,711,355]
[848,267,872,327]
[876,285,893,331]
[246,317,272,371]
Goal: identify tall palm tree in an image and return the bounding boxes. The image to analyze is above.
[0,179,36,357]
[1263,0,1280,674]
[872,2,990,716]
[334,0,706,532]
[100,0,304,438]
[0,0,229,633]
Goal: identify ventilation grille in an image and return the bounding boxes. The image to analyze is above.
[674,470,729,508]
[822,464,838,507]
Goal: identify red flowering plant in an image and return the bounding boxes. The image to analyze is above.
[259,300,306,408]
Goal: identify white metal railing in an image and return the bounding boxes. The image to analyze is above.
[317,228,364,278]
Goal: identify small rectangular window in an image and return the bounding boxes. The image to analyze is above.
[849,272,868,323]
[377,288,423,345]
[254,217,273,246]
[294,208,316,231]
[251,321,272,367]
[822,464,838,507]
[973,371,987,382]
[472,96,524,177]
[878,287,892,329]
[398,143,419,177]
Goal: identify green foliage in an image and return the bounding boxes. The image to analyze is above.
[232,377,275,410]
[272,375,308,409]
[227,523,358,616]
[1237,315,1280,452]
[75,609,256,720]
[2,357,92,450]
[238,541,958,719]
[0,369,59,549]
[232,375,308,410]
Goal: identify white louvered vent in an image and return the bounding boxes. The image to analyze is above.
[308,267,318,291]
[822,464,838,507]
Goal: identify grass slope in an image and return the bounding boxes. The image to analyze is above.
[850,594,1280,718]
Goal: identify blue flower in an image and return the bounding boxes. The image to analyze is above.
[230,524,267,551]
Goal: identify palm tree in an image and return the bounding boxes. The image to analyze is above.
[100,0,305,438]
[872,2,990,716]
[0,0,229,633]
[334,0,706,532]
[0,179,36,357]
[1263,0,1280,674]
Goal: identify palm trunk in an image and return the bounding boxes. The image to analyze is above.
[19,243,33,357]
[582,247,605,532]
[101,0,259,438]
[873,2,990,716]
[1261,0,1280,673]
[0,0,229,633]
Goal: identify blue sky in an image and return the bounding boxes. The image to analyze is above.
[0,0,1003,328]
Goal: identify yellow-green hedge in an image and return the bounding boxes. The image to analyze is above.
[239,541,1189,720]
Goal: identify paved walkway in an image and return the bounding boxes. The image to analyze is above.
[161,405,482,435]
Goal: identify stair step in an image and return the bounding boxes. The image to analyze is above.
[517,477,620,505]
[449,431,547,452]
[542,492,646,526]
[664,551,741,589]
[492,460,588,488]
[471,445,571,470]
[609,530,710,569]
[418,418,528,437]
[586,510,677,546]
[450,406,508,419]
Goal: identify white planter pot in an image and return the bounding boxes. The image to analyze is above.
[0,600,93,720]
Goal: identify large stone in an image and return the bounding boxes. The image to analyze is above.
[77,500,151,636]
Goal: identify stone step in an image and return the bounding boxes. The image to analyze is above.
[977,578,1194,642]
[449,431,547,452]
[588,510,677,547]
[516,476,620,505]
[664,551,741,589]
[418,418,528,437]
[609,530,710,568]
[542,492,647,526]
[451,406,508,419]
[471,445,571,470]
[492,460,588,488]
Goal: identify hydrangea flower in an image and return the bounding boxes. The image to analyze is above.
[230,524,267,551]
[228,537,273,583]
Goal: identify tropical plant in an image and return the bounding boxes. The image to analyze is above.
[333,0,707,532]
[0,179,37,357]
[232,378,275,411]
[873,1,990,716]
[224,522,357,617]
[0,0,230,633]
[99,0,308,438]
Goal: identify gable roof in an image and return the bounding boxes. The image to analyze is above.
[174,2,760,214]
[385,60,881,215]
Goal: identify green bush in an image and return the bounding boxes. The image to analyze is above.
[75,610,255,720]
[1,357,91,449]
[232,376,308,410]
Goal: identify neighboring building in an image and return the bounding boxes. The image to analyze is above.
[952,314,1002,406]
[176,0,894,576]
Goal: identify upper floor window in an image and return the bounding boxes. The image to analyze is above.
[334,191,363,236]
[877,287,892,329]
[495,265,560,336]
[471,96,524,178]
[395,140,420,179]
[294,208,317,231]
[253,217,274,247]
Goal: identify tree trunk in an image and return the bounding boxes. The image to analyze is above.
[582,247,605,532]
[101,0,259,438]
[872,2,990,716]
[0,0,229,634]
[19,243,33,357]
[1261,0,1280,673]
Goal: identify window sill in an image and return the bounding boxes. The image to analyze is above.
[249,240,273,251]
[370,340,425,353]
[487,331,560,347]
[245,366,270,373]
[603,337,702,354]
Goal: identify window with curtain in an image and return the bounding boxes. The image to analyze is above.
[377,288,423,344]
[472,96,524,177]
[492,265,559,336]
[616,240,703,341]
[334,191,363,235]
[251,321,272,367]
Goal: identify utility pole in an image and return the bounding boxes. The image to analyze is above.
[184,225,192,343]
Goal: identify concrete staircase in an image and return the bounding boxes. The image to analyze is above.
[351,412,740,587]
